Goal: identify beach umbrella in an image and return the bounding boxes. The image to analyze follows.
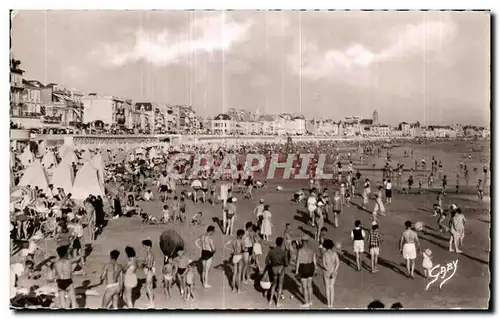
[159,229,184,259]
[11,185,36,204]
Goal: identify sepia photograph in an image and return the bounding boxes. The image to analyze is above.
[8,8,491,310]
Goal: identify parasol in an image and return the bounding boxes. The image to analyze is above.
[159,229,184,259]
[11,186,36,206]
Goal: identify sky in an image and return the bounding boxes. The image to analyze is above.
[11,10,490,125]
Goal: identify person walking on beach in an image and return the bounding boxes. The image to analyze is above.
[399,221,420,279]
[369,224,381,273]
[100,250,123,309]
[195,226,216,289]
[351,220,366,272]
[373,186,386,217]
[307,191,318,227]
[362,179,371,210]
[385,179,392,204]
[332,191,342,228]
[477,179,484,203]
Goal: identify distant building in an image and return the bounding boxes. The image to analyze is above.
[82,95,126,127]
[212,113,234,135]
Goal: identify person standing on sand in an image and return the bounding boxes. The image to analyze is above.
[322,239,340,308]
[296,235,316,308]
[477,179,484,203]
[253,199,265,229]
[225,198,237,236]
[399,221,420,279]
[362,179,371,209]
[307,190,318,227]
[54,245,81,308]
[369,224,381,273]
[195,226,216,289]
[351,220,366,272]
[373,186,386,217]
[225,229,244,293]
[174,249,191,299]
[261,205,273,241]
[100,250,123,309]
[314,201,325,241]
[141,240,156,308]
[385,179,392,204]
[122,246,139,309]
[266,237,288,307]
[449,208,466,253]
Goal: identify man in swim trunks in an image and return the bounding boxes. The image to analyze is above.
[54,245,81,308]
[100,250,123,309]
[296,235,316,308]
[399,221,420,279]
[227,229,244,293]
[265,237,288,307]
[141,239,156,307]
[195,226,216,289]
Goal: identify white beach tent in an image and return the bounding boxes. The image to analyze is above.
[91,153,105,186]
[58,146,78,165]
[18,160,51,195]
[50,161,74,194]
[38,140,47,157]
[19,146,34,167]
[81,149,92,162]
[41,151,57,167]
[10,152,16,168]
[71,162,105,200]
[100,150,110,163]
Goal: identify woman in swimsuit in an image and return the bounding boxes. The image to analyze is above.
[122,246,138,309]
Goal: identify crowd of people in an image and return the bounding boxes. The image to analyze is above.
[9,136,489,309]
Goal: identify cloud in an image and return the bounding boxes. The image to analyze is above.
[289,20,457,83]
[93,14,253,67]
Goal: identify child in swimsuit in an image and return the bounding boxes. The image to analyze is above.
[185,263,196,301]
[162,257,175,298]
[175,250,190,298]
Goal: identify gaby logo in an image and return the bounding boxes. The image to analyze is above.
[426,259,458,291]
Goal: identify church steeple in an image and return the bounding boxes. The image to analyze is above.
[372,110,379,125]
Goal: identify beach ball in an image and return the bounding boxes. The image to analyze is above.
[260,280,271,290]
[414,222,424,231]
